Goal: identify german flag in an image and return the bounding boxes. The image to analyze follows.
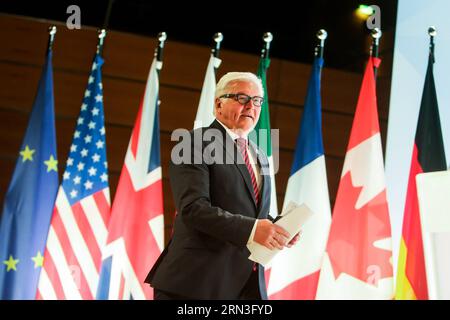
[395,42,447,300]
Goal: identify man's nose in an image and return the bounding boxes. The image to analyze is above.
[244,100,257,109]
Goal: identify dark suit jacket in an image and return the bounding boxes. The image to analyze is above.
[145,120,272,299]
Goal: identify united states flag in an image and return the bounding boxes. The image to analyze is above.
[37,54,110,299]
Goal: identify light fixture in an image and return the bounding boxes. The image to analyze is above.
[356,4,375,19]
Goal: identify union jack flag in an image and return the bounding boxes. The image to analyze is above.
[96,57,164,300]
[37,54,110,299]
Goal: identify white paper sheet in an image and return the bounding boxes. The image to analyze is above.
[416,170,450,299]
[247,201,314,266]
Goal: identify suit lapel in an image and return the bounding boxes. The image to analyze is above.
[210,121,258,210]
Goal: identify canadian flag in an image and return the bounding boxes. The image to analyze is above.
[315,57,394,299]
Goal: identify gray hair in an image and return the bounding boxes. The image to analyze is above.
[215,72,264,99]
[213,72,263,116]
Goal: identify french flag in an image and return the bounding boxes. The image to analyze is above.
[267,57,331,299]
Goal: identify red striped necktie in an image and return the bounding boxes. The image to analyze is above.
[236,138,260,207]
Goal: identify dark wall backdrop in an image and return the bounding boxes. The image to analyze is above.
[0,1,396,243]
[0,0,397,71]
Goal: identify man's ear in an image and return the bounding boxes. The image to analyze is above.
[215,98,222,112]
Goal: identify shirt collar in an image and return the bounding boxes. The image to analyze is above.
[215,118,248,141]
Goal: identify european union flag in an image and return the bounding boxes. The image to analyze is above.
[0,49,59,299]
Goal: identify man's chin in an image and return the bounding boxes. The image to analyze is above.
[235,122,256,135]
[239,116,255,125]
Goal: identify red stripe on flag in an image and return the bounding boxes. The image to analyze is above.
[41,246,66,300]
[402,144,428,299]
[93,190,110,226]
[71,202,102,271]
[402,144,424,244]
[51,207,93,300]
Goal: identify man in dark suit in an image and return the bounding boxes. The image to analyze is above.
[145,72,300,300]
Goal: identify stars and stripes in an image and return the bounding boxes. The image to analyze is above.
[38,54,110,300]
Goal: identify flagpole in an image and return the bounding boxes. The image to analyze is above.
[428,26,436,62]
[261,32,273,59]
[47,25,57,52]
[156,32,167,63]
[96,29,107,56]
[102,0,115,29]
[315,29,327,58]
[370,27,382,78]
[212,32,223,59]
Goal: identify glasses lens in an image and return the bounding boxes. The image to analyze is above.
[236,94,251,105]
[252,97,263,107]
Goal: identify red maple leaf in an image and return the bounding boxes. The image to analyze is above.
[327,172,393,286]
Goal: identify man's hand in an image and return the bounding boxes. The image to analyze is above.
[285,230,302,248]
[253,219,291,250]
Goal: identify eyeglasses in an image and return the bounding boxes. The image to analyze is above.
[219,93,264,107]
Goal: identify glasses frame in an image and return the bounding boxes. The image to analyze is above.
[219,93,264,107]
